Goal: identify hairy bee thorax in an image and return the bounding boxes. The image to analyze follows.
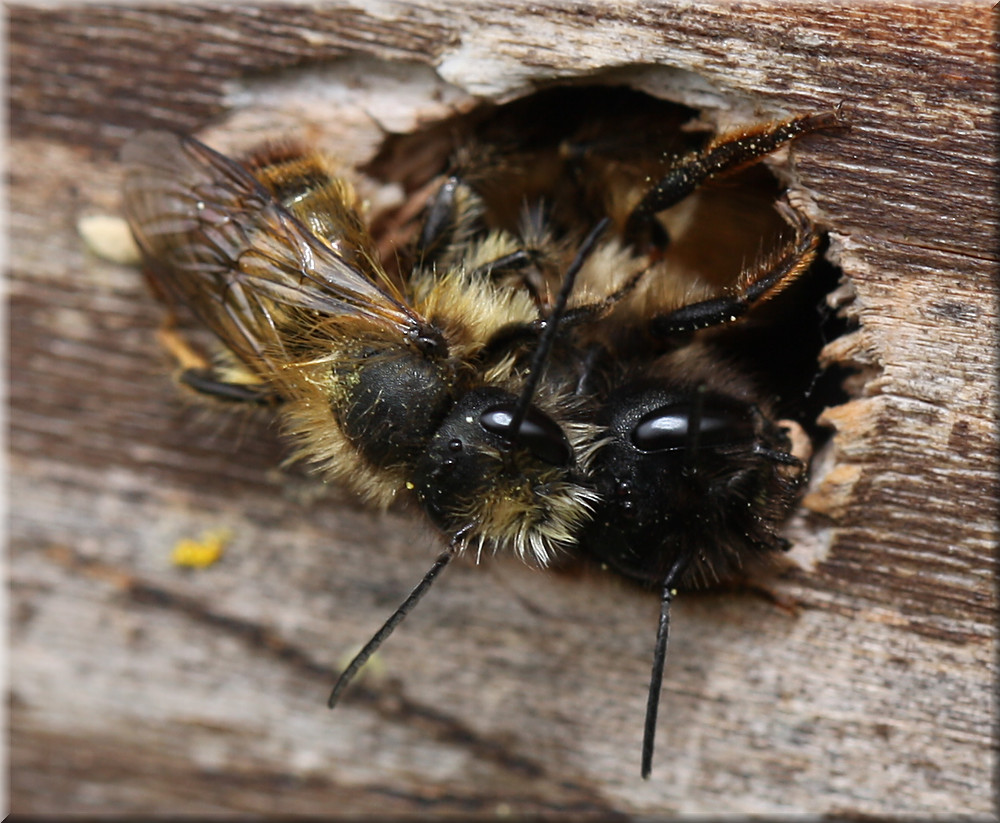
[410,259,540,354]
[268,329,455,508]
[265,268,548,509]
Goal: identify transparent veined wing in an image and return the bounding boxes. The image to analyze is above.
[122,131,434,366]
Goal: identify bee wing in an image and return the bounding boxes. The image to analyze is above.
[121,130,427,364]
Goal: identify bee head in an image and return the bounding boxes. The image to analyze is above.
[582,384,805,585]
[412,386,596,566]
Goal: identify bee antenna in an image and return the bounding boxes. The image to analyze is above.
[506,217,610,437]
[327,528,468,709]
[641,547,697,779]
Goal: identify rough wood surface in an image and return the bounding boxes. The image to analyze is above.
[8,2,996,817]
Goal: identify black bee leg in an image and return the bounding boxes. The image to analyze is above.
[650,203,821,337]
[573,343,607,396]
[414,175,485,270]
[560,262,650,327]
[624,110,844,252]
[477,228,649,368]
[415,176,557,305]
[175,368,277,406]
[157,324,279,406]
[467,248,534,280]
[467,248,552,307]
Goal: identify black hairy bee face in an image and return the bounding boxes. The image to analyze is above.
[581,382,803,586]
[121,85,846,778]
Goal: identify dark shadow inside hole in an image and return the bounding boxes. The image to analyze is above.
[364,83,850,448]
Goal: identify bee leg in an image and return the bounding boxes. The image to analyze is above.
[649,203,820,337]
[467,248,534,280]
[560,262,649,326]
[414,175,485,270]
[157,324,279,406]
[572,343,606,396]
[175,368,278,406]
[478,243,649,367]
[624,110,844,252]
[470,245,568,309]
[416,175,556,309]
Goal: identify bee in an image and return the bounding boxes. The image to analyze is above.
[122,98,843,778]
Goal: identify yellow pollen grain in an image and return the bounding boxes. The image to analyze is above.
[171,528,232,568]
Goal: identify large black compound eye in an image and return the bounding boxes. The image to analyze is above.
[480,405,572,467]
[631,400,756,452]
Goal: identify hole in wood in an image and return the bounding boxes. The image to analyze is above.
[362,83,852,460]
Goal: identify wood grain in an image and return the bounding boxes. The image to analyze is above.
[8,1,996,817]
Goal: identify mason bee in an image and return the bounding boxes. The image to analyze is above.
[122,96,843,777]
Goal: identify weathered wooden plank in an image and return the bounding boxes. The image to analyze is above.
[8,1,996,817]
